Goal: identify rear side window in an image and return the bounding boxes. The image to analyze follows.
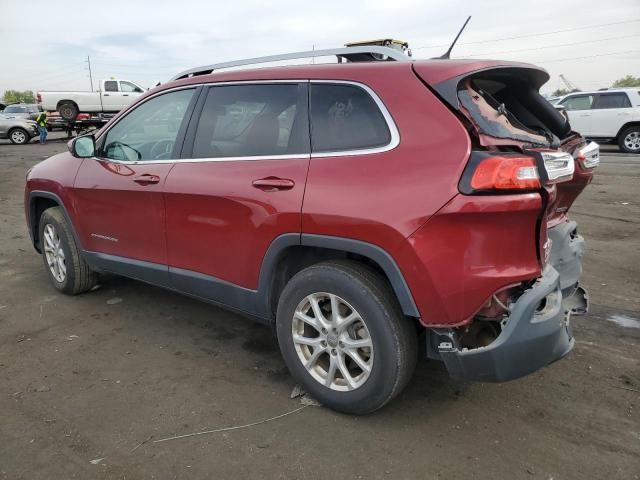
[310,83,391,153]
[192,83,308,158]
[561,95,593,111]
[104,81,118,92]
[592,93,631,109]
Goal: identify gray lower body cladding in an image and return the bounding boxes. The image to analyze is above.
[436,220,588,382]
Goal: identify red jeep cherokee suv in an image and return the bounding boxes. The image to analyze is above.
[25,47,598,414]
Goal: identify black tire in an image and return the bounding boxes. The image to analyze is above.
[39,207,98,294]
[8,127,30,145]
[276,260,417,415]
[58,101,79,121]
[618,126,640,154]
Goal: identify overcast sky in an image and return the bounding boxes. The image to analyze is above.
[2,0,639,97]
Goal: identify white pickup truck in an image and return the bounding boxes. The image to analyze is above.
[37,79,146,120]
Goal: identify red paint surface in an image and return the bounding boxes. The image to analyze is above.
[25,58,592,327]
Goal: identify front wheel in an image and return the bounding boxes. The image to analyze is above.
[9,128,29,145]
[39,207,98,294]
[276,260,417,414]
[618,126,640,154]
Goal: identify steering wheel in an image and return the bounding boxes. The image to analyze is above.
[150,140,175,160]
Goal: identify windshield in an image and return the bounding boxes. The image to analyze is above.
[4,106,28,113]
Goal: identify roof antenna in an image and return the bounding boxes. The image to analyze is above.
[438,16,471,59]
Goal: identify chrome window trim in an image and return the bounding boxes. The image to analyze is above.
[95,79,399,165]
[309,80,400,158]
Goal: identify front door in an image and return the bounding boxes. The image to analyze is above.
[163,83,310,300]
[561,94,595,136]
[73,87,198,283]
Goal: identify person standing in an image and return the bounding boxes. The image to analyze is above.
[35,111,48,144]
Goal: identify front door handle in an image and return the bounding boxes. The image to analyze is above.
[252,177,295,191]
[134,174,160,185]
[123,94,129,96]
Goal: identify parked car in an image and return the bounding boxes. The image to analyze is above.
[37,79,146,121]
[24,46,597,414]
[556,88,640,153]
[0,117,39,144]
[0,103,42,120]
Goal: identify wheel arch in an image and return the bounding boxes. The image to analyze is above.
[28,191,81,253]
[616,121,640,139]
[259,234,420,320]
[56,99,79,111]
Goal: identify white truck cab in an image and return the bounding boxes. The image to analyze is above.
[38,79,146,121]
[557,88,640,153]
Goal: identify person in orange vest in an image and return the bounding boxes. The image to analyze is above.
[35,111,48,144]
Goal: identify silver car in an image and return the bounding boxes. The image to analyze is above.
[0,117,39,145]
[0,103,41,120]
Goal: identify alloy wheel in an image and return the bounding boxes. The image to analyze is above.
[624,131,640,152]
[43,223,66,282]
[291,292,374,391]
[11,130,26,144]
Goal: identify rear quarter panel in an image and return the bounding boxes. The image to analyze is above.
[301,66,471,251]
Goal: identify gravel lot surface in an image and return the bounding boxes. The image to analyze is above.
[1,134,638,479]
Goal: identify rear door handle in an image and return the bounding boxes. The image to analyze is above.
[252,177,295,191]
[123,94,129,96]
[134,174,160,185]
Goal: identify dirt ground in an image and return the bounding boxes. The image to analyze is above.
[1,134,638,480]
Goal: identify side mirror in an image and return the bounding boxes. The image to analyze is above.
[68,135,96,158]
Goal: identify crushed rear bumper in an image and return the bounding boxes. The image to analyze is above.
[436,220,588,382]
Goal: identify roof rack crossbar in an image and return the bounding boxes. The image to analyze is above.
[171,46,410,80]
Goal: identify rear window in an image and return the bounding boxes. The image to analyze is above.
[310,83,391,153]
[104,81,118,92]
[592,93,631,109]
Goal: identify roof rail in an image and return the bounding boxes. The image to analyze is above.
[170,46,410,81]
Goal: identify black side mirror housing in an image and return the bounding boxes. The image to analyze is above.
[68,135,96,158]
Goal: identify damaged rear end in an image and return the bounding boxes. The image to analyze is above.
[414,62,599,381]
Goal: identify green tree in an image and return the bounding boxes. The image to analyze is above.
[3,89,36,103]
[551,88,580,97]
[612,75,640,88]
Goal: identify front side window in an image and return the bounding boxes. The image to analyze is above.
[101,89,194,161]
[592,93,631,109]
[192,83,308,158]
[561,95,593,111]
[310,83,391,153]
[120,81,144,93]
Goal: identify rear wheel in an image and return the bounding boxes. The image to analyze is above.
[276,260,417,414]
[39,207,98,294]
[58,101,79,121]
[618,126,640,154]
[8,128,29,145]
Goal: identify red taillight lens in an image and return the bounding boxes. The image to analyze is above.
[470,156,541,191]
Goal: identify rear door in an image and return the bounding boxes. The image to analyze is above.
[73,87,198,284]
[589,92,633,137]
[559,94,595,136]
[101,80,125,111]
[164,82,310,295]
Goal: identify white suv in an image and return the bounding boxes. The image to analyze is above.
[557,88,640,153]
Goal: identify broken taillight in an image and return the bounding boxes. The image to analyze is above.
[576,141,600,169]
